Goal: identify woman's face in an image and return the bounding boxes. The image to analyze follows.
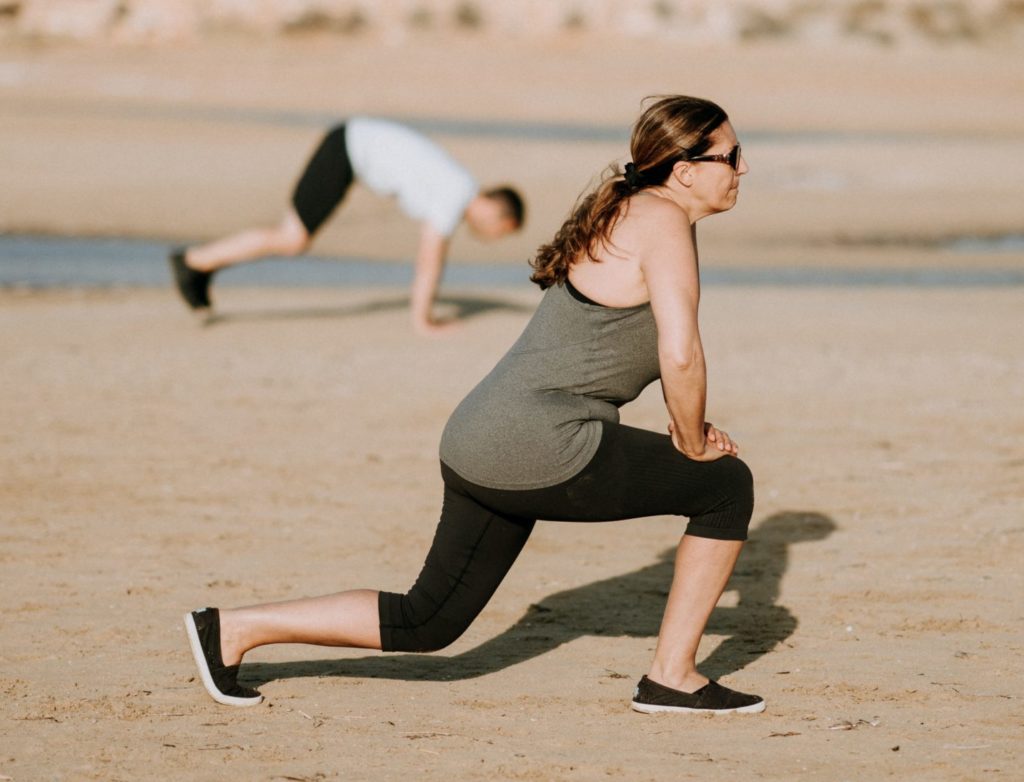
[688,121,748,214]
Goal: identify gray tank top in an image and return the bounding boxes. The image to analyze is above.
[439,281,660,490]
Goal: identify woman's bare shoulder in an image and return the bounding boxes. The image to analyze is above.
[628,193,686,217]
[620,194,692,248]
[622,194,690,233]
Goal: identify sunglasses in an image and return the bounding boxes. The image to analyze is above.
[685,144,742,170]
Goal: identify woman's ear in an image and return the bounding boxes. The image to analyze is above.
[671,160,693,188]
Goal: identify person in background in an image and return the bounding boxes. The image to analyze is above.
[169,117,524,334]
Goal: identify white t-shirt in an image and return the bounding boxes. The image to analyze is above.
[344,117,479,238]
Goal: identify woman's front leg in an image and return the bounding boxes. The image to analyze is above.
[647,535,743,692]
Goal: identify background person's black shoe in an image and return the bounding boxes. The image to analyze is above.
[183,607,263,707]
[169,248,213,310]
[631,675,765,714]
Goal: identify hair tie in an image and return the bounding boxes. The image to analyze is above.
[623,161,645,190]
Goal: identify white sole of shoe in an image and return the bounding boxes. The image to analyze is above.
[631,699,766,714]
[183,612,263,708]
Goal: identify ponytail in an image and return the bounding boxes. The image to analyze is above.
[529,166,634,289]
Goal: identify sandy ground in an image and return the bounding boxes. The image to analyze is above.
[2,285,1022,780]
[2,32,1024,782]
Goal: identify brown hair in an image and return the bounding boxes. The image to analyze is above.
[529,95,728,289]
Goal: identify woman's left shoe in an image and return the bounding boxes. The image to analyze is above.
[631,675,765,714]
[183,607,263,707]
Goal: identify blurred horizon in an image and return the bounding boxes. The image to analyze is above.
[2,0,1022,272]
[2,0,1024,48]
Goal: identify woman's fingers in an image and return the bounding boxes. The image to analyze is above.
[705,423,739,454]
[675,421,740,457]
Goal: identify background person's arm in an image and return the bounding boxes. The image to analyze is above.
[410,224,450,335]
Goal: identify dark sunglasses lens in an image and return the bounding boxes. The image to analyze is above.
[730,145,741,169]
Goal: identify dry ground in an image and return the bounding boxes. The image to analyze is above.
[2,32,1023,782]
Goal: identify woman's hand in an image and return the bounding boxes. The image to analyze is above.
[703,422,738,455]
[668,421,739,461]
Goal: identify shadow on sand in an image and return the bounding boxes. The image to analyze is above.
[243,511,836,688]
[201,293,532,326]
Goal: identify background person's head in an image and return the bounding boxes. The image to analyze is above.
[466,186,526,240]
[530,95,739,289]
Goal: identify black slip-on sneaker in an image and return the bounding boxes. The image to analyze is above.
[183,607,263,707]
[631,675,765,714]
[169,248,213,310]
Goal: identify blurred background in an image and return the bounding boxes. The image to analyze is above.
[3,7,1023,779]
[1,0,1022,283]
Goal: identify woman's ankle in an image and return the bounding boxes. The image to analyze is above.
[217,608,248,666]
[646,665,709,694]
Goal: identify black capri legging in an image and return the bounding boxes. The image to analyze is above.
[379,421,754,652]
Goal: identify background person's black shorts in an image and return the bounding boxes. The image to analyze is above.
[290,124,355,235]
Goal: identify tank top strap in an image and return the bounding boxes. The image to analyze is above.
[564,278,607,307]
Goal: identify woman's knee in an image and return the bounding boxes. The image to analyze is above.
[377,485,533,653]
[403,616,469,653]
[685,456,754,541]
[379,591,472,653]
[719,456,755,530]
[725,456,755,515]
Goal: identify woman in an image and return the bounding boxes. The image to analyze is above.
[184,95,761,714]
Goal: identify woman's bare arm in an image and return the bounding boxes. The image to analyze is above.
[638,203,733,461]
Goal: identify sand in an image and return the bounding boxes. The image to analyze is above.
[2,32,1023,782]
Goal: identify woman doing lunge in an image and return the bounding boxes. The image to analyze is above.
[184,95,761,714]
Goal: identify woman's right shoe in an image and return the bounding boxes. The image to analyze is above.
[183,607,263,707]
[631,675,765,714]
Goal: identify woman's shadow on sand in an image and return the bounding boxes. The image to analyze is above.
[244,511,836,687]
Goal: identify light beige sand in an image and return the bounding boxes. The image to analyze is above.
[2,33,1023,782]
[3,285,1021,780]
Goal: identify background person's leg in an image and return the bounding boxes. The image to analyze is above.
[178,124,351,276]
[169,208,309,311]
[186,208,310,272]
